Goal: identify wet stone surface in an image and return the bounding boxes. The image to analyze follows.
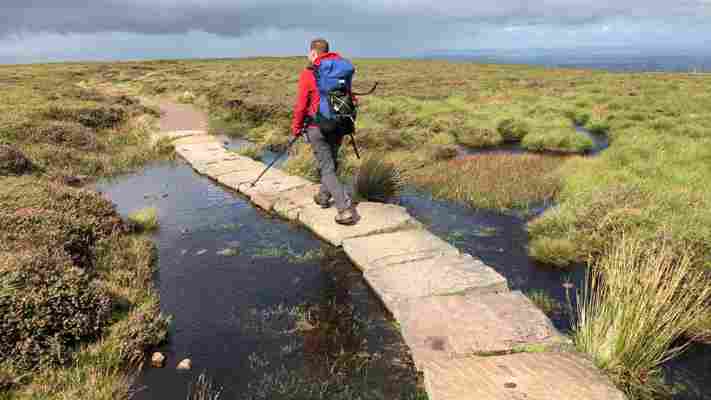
[424,352,626,400]
[396,291,567,370]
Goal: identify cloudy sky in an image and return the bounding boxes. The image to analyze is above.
[2,0,710,63]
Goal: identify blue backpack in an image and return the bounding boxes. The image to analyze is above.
[313,58,356,133]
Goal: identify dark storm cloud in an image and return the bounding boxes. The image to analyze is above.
[2,0,709,39]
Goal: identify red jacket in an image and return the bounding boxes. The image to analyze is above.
[291,52,342,136]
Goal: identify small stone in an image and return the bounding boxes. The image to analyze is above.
[151,352,166,368]
[177,358,192,370]
[504,382,517,389]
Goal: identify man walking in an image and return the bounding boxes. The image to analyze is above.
[291,38,360,225]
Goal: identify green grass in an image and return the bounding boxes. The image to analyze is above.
[411,153,568,211]
[574,235,711,399]
[4,58,711,396]
[127,207,159,232]
[521,127,594,154]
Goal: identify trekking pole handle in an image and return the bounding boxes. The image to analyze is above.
[352,82,378,96]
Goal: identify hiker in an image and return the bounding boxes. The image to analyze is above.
[291,38,360,225]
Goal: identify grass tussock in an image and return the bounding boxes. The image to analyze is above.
[411,153,567,210]
[522,127,594,154]
[355,156,403,203]
[575,235,711,399]
[127,207,159,232]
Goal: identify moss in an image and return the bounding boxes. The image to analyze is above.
[127,207,159,232]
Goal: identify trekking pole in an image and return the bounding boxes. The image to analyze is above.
[349,133,361,159]
[347,82,377,160]
[250,134,300,187]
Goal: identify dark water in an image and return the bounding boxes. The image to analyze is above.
[398,190,583,330]
[95,162,419,399]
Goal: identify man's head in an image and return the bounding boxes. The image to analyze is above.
[308,38,330,63]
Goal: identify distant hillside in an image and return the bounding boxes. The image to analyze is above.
[423,47,711,72]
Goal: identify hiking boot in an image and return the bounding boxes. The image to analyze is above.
[335,207,359,226]
[313,193,331,209]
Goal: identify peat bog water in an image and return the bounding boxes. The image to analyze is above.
[95,128,710,399]
[96,161,419,399]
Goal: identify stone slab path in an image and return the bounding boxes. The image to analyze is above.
[158,101,625,399]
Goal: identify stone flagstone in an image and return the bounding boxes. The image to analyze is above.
[216,164,290,189]
[177,148,230,165]
[172,134,220,146]
[298,202,421,246]
[197,157,265,177]
[363,254,508,319]
[238,175,312,211]
[272,184,322,220]
[343,229,460,272]
[424,352,626,400]
[395,291,568,369]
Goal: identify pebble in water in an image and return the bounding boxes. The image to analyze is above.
[151,352,166,368]
[177,358,192,370]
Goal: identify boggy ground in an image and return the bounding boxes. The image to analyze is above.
[0,63,173,398]
[3,58,711,399]
[80,57,711,271]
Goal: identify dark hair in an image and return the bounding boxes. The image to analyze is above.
[310,38,330,54]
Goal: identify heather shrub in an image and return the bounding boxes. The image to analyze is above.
[0,176,124,237]
[0,249,112,369]
[29,121,99,150]
[0,144,33,176]
[44,105,128,130]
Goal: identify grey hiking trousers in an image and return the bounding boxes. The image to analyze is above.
[306,127,351,211]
